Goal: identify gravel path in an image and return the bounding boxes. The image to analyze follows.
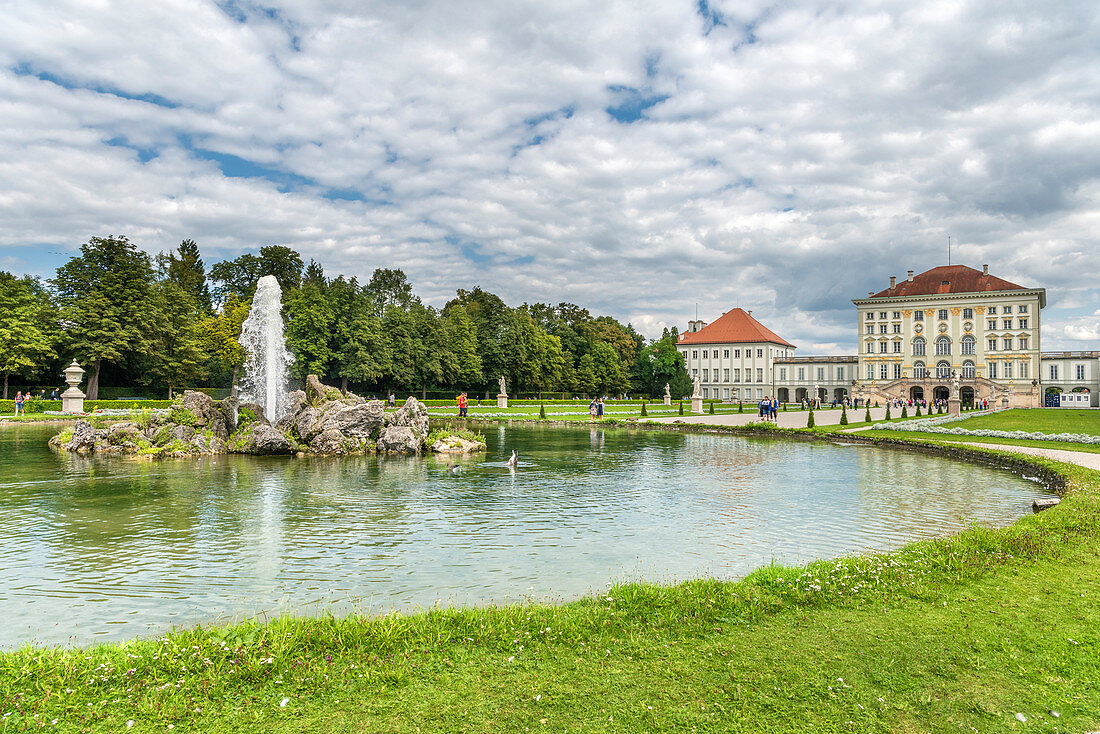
[956,442,1100,471]
[647,407,889,428]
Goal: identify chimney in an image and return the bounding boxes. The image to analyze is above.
[868,291,874,296]
[747,310,752,317]
[907,269,914,281]
[889,276,897,288]
[982,264,989,275]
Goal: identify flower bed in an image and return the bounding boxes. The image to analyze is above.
[871,409,1100,445]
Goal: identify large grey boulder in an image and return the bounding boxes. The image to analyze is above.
[180,391,221,428]
[232,423,295,455]
[309,428,350,455]
[293,406,322,442]
[319,400,385,438]
[238,403,270,426]
[214,396,239,438]
[68,420,98,452]
[170,424,196,443]
[377,425,422,453]
[105,422,142,446]
[388,397,429,436]
[190,433,227,455]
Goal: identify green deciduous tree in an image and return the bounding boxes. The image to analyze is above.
[147,281,207,398]
[283,281,335,380]
[0,273,56,398]
[52,235,156,400]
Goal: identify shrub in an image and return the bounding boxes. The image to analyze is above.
[739,402,744,413]
[864,407,872,422]
[678,402,684,416]
[901,405,908,419]
[915,405,922,417]
[709,401,715,414]
[807,409,815,428]
[885,404,891,420]
[639,402,647,417]
[539,403,547,419]
[839,405,848,425]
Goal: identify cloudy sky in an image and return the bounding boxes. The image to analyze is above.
[2,0,1098,353]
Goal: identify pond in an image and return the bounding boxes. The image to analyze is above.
[0,422,1051,648]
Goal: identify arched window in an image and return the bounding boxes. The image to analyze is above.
[961,335,975,355]
[961,360,975,379]
[936,360,951,379]
[935,337,951,356]
[912,337,926,356]
[913,361,927,379]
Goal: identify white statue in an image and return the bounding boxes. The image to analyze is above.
[664,382,671,399]
[951,370,960,398]
[692,375,701,398]
[498,375,507,397]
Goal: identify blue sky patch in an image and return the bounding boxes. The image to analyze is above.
[13,63,182,109]
[606,86,669,123]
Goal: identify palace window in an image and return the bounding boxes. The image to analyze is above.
[867,365,874,380]
[962,361,975,379]
[1018,318,1028,329]
[893,323,901,333]
[913,310,924,321]
[989,362,998,379]
[988,306,997,315]
[912,337,926,356]
[893,311,901,319]
[879,341,888,353]
[935,336,951,355]
[735,349,740,358]
[880,364,888,380]
[961,335,975,355]
[1002,319,1012,329]
[712,350,719,358]
[936,361,951,379]
[1018,305,1028,313]
[692,350,698,359]
[798,367,805,380]
[702,370,709,381]
[1003,305,1013,313]
[938,309,948,321]
[866,325,874,335]
[837,367,844,380]
[1077,364,1086,380]
[703,388,709,398]
[1004,362,1013,379]
[723,369,730,382]
[735,368,741,381]
[879,312,887,319]
[963,308,974,319]
[757,349,763,358]
[866,312,874,320]
[987,320,997,330]
[879,324,888,334]
[817,367,825,380]
[1003,337,1013,351]
[893,341,902,353]
[893,364,901,379]
[1050,364,1059,380]
[1019,361,1029,379]
[987,338,998,351]
[723,349,730,358]
[779,368,786,381]
[757,368,764,382]
[914,361,927,379]
[1018,336,1028,350]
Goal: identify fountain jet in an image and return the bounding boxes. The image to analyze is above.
[240,275,294,420]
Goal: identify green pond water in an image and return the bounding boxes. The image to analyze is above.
[0,423,1051,648]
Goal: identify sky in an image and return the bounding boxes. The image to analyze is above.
[1,0,1098,354]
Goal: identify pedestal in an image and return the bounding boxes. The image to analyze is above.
[691,396,703,413]
[948,398,960,416]
[1001,397,1009,409]
[61,388,85,415]
[497,395,508,409]
[663,396,671,406]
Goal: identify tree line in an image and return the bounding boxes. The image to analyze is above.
[0,235,693,400]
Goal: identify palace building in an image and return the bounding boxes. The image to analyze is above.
[680,264,1098,407]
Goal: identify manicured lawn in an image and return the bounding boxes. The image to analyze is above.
[4,446,1099,732]
[950,408,1100,436]
[856,429,1100,455]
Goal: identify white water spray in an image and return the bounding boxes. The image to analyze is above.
[240,275,294,420]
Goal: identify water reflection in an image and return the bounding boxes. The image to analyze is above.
[0,424,1051,648]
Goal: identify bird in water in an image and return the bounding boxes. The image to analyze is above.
[447,463,461,474]
[506,450,518,467]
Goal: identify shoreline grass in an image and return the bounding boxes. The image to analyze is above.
[2,432,1098,731]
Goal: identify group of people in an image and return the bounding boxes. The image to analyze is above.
[456,392,469,417]
[757,396,779,420]
[588,396,605,420]
[9,388,61,416]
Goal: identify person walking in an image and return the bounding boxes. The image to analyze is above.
[771,395,778,421]
[597,396,605,419]
[14,391,25,417]
[588,397,598,422]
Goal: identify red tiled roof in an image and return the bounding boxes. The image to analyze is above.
[869,265,1028,299]
[678,308,794,347]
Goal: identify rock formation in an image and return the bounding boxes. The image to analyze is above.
[50,376,480,458]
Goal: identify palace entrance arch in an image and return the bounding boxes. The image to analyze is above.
[909,386,924,401]
[933,386,950,402]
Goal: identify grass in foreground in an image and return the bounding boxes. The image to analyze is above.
[949,408,1100,436]
[2,449,1099,732]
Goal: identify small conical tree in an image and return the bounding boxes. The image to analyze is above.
[807,408,815,428]
[864,407,872,422]
[709,401,715,414]
[901,405,908,419]
[639,402,647,417]
[678,401,684,415]
[885,404,891,420]
[839,405,848,425]
[915,404,922,417]
[739,401,744,413]
[539,403,546,419]
[783,402,787,411]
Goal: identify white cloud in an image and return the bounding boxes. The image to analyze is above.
[0,0,1097,352]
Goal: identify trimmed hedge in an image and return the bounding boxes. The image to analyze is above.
[0,399,174,415]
